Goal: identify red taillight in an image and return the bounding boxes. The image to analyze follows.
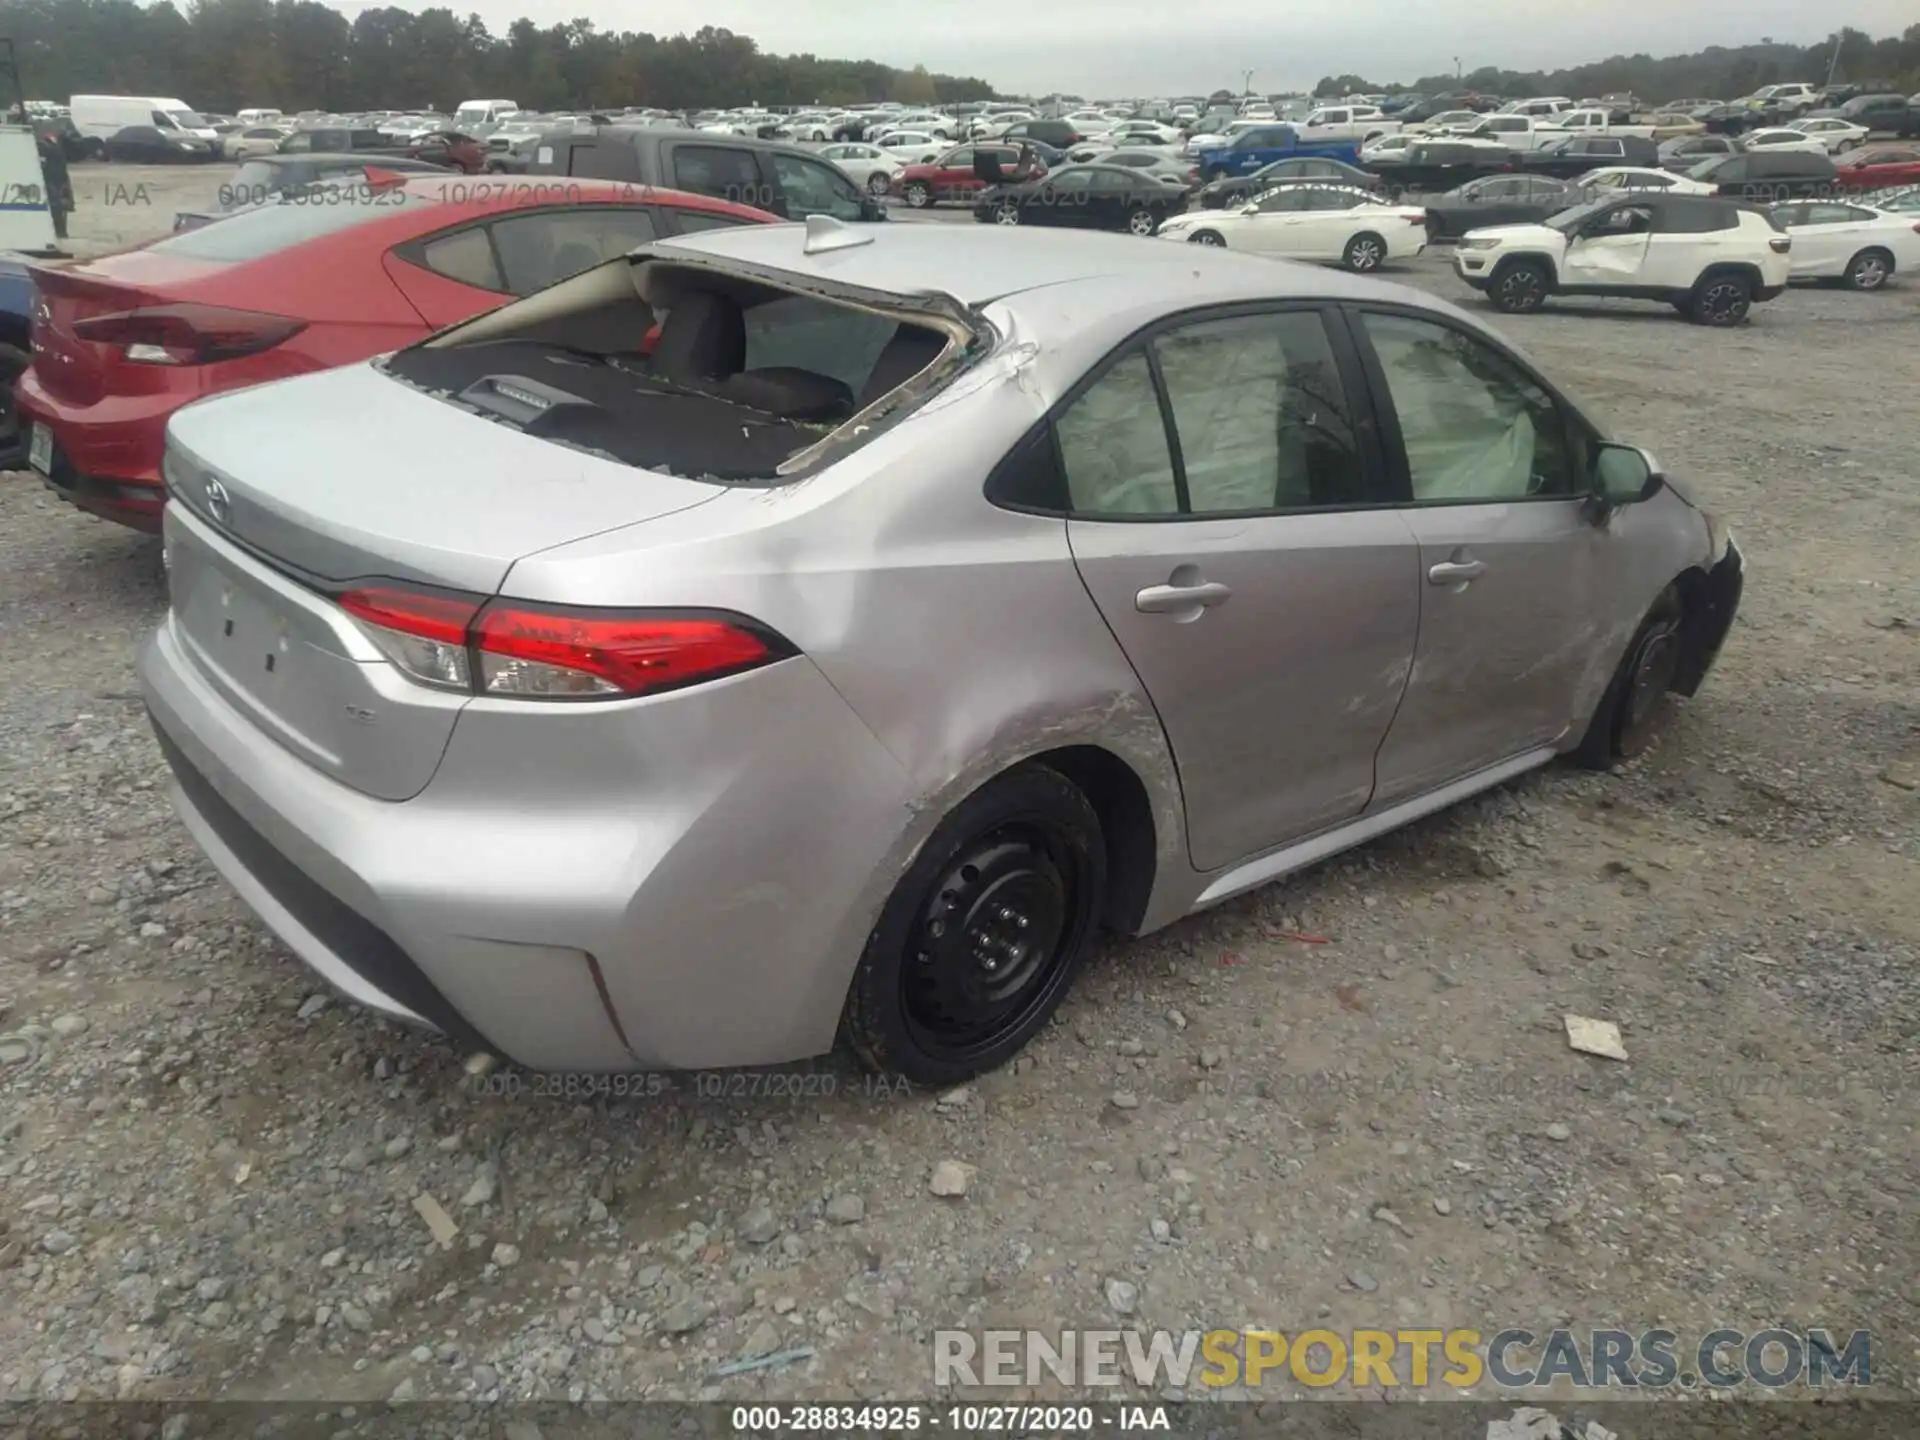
[71,302,305,365]
[1403,211,1426,223]
[336,585,791,701]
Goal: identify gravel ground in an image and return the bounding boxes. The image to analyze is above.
[0,165,1915,1408]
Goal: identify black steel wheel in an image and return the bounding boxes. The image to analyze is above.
[1573,586,1685,768]
[1490,258,1551,313]
[843,765,1105,1085]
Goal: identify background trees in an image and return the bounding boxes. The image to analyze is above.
[0,0,1001,110]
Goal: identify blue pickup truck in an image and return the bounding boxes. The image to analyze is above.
[1190,124,1362,182]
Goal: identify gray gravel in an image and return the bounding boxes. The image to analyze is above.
[0,165,1915,1404]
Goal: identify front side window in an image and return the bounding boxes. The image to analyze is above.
[1360,312,1579,502]
[1255,187,1309,212]
[671,145,764,206]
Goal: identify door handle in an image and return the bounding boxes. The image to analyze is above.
[1427,559,1486,586]
[1136,580,1233,613]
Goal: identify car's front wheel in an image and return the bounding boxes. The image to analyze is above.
[1489,257,1552,313]
[842,765,1106,1085]
[1572,586,1685,768]
[1187,229,1226,246]
[994,200,1022,225]
[1126,207,1158,236]
[904,181,931,208]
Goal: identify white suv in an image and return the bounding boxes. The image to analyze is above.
[1452,194,1791,325]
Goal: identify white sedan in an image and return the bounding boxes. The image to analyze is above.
[1786,117,1872,153]
[1771,199,1920,289]
[1740,127,1830,155]
[816,142,904,196]
[870,130,948,164]
[223,125,292,160]
[1574,166,1718,196]
[1156,183,1428,272]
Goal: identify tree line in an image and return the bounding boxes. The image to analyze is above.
[1313,26,1920,104]
[0,0,1001,113]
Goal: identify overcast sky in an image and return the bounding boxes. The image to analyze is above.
[337,0,1913,95]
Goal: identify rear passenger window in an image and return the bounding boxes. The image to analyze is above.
[1056,352,1180,516]
[489,208,658,293]
[671,145,767,207]
[419,226,504,290]
[1152,312,1362,513]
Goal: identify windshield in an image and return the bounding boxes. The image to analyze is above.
[166,108,208,128]
[1685,158,1724,179]
[1545,200,1610,233]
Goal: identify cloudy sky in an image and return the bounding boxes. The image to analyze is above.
[337,0,1915,95]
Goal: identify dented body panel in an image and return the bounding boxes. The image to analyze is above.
[139,222,1738,1072]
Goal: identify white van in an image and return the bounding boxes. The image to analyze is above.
[70,95,218,144]
[453,99,520,129]
[237,108,283,125]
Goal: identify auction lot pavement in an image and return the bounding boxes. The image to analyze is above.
[0,162,1916,1406]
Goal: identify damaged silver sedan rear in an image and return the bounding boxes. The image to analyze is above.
[139,216,1742,1085]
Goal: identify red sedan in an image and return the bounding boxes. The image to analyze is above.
[893,144,1043,208]
[1835,145,1920,189]
[18,174,774,531]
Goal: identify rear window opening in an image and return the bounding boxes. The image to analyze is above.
[378,258,961,483]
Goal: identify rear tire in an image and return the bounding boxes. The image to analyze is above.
[1126,207,1157,237]
[1188,229,1226,246]
[994,200,1021,225]
[866,171,891,197]
[842,765,1106,1086]
[1687,271,1752,326]
[1572,586,1685,769]
[1342,231,1387,272]
[1843,248,1893,290]
[1489,257,1552,313]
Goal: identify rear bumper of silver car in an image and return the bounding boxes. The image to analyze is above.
[139,611,920,1074]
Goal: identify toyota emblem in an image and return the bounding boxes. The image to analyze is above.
[203,478,230,525]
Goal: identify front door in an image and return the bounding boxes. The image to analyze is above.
[1559,201,1655,285]
[1349,307,1601,805]
[1058,306,1419,870]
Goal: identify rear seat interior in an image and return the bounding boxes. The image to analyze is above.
[651,287,947,423]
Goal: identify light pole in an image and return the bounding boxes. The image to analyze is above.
[1454,56,1462,80]
[1242,69,1254,99]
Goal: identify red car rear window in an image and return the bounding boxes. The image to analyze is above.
[146,189,424,264]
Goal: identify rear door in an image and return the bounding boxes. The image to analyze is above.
[1058,305,1418,870]
[1787,200,1874,275]
[1348,306,1600,805]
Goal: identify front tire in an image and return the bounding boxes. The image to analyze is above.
[1844,248,1893,290]
[842,765,1107,1085]
[904,181,931,208]
[1687,271,1752,325]
[1572,586,1685,768]
[1188,229,1226,246]
[867,171,891,197]
[1126,207,1157,236]
[994,200,1021,225]
[1342,231,1386,272]
[1489,258,1552,313]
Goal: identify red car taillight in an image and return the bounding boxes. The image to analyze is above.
[1403,212,1426,223]
[71,302,306,365]
[337,586,793,702]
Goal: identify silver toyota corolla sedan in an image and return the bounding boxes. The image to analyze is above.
[139,218,1743,1085]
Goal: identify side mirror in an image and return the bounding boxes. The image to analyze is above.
[1592,442,1662,507]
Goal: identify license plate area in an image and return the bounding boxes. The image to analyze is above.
[28,422,51,475]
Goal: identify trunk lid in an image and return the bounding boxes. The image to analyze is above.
[161,362,728,800]
[164,361,727,595]
[28,256,215,406]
